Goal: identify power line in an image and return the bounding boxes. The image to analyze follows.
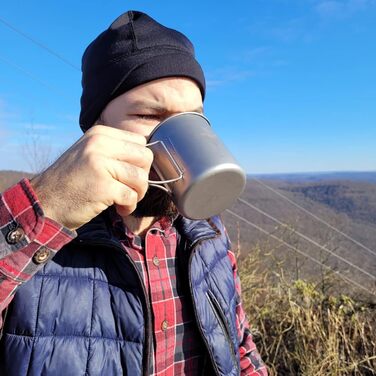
[238,197,376,281]
[226,209,376,297]
[0,54,70,100]
[0,16,80,71]
[251,177,376,258]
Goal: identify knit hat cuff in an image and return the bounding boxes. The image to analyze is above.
[79,51,205,132]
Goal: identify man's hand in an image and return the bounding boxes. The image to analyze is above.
[30,125,154,230]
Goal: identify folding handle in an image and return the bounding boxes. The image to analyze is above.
[146,140,184,192]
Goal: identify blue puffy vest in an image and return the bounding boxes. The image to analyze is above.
[0,213,240,375]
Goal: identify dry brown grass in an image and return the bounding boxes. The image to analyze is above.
[239,247,376,375]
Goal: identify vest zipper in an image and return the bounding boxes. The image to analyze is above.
[77,240,152,376]
[187,235,239,376]
[0,306,9,340]
[206,290,239,373]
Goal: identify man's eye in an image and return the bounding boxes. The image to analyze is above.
[137,114,160,121]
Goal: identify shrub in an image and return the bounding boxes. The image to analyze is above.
[239,247,376,375]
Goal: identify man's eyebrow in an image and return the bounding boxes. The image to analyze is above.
[129,101,203,114]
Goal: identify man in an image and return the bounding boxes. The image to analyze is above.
[0,11,267,376]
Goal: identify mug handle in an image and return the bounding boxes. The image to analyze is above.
[146,140,184,193]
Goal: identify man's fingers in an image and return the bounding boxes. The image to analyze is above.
[86,124,147,146]
[84,128,154,169]
[108,140,154,169]
[107,160,149,200]
[111,180,139,216]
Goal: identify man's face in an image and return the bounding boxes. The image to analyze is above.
[101,77,203,137]
[100,77,203,218]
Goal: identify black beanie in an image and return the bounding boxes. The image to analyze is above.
[79,10,206,132]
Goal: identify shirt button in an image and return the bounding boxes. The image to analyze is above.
[152,256,160,267]
[161,320,168,331]
[33,247,50,264]
[6,226,25,245]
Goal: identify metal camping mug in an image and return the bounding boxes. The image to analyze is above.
[146,112,246,219]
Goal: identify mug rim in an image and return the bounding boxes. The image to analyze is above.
[147,111,211,142]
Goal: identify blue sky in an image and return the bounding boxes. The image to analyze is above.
[0,0,375,174]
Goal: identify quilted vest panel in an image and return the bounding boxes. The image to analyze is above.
[0,240,146,376]
[188,216,240,376]
[0,215,240,376]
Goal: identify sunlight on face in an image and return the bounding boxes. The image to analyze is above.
[100,77,203,138]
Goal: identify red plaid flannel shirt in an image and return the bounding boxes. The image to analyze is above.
[0,179,267,375]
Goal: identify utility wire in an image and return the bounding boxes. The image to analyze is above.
[0,54,69,100]
[238,197,376,280]
[226,209,376,297]
[251,177,376,258]
[2,15,374,267]
[0,16,80,71]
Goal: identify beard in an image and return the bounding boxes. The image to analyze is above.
[132,185,178,219]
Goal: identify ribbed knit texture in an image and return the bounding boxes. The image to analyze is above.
[79,10,205,132]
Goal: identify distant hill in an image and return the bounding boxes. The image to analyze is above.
[283,181,376,225]
[249,171,376,183]
[2,169,376,300]
[223,175,376,300]
[0,170,33,192]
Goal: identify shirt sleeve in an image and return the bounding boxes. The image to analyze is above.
[227,249,268,376]
[0,178,76,326]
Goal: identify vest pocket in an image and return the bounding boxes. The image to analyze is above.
[205,290,238,372]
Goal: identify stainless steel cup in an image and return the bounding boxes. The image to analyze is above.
[147,112,246,219]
